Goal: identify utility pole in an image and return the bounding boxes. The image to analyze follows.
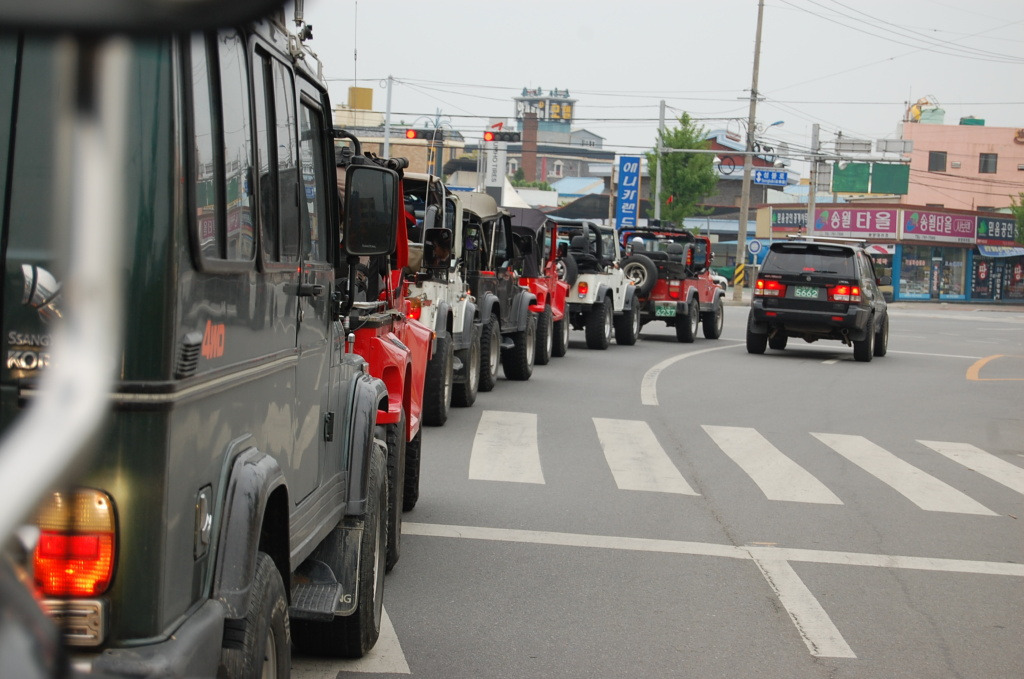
[805,123,819,234]
[383,75,393,158]
[654,100,666,222]
[732,0,765,303]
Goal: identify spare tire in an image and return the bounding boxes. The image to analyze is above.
[620,254,658,296]
[556,256,578,286]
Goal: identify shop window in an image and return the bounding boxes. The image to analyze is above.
[940,249,966,298]
[979,153,997,174]
[899,245,932,298]
[927,151,946,172]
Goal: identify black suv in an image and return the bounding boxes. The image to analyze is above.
[746,237,891,362]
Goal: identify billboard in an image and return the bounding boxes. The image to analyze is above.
[812,207,898,239]
[902,210,976,244]
[615,156,641,229]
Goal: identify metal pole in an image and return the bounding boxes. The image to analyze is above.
[654,99,665,222]
[805,123,819,235]
[732,0,765,302]
[383,75,392,158]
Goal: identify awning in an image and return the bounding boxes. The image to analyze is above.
[977,244,1024,258]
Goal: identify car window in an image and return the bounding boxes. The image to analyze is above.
[763,244,856,276]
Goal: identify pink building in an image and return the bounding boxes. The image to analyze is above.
[900,120,1024,211]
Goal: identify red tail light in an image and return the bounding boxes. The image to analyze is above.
[407,297,422,320]
[754,279,786,297]
[667,281,682,299]
[577,281,589,298]
[827,284,861,302]
[35,490,116,597]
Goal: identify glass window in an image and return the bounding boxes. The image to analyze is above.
[190,35,219,261]
[252,53,277,261]
[927,151,946,172]
[273,61,298,262]
[218,30,254,261]
[899,245,932,297]
[298,101,327,262]
[979,153,997,174]
[762,244,856,277]
[939,248,966,297]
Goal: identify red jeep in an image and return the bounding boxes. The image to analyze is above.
[619,226,725,342]
[508,208,571,363]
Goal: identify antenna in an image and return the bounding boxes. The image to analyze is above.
[353,0,358,84]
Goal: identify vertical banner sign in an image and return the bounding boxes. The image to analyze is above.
[615,156,641,229]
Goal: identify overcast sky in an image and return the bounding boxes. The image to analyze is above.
[301,0,1024,166]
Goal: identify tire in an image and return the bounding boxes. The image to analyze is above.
[534,306,553,366]
[768,332,788,350]
[620,255,658,296]
[478,314,501,392]
[746,312,767,354]
[219,552,289,678]
[402,427,421,511]
[451,325,480,407]
[384,413,405,572]
[701,298,724,340]
[853,315,875,362]
[614,301,640,346]
[551,312,570,358]
[675,298,699,343]
[873,313,888,357]
[556,256,578,286]
[502,312,537,380]
[584,296,613,350]
[421,331,453,426]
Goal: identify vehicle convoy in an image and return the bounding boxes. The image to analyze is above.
[461,193,539,388]
[553,218,641,349]
[2,14,398,677]
[335,142,433,568]
[402,173,481,418]
[747,236,891,362]
[507,208,572,363]
[619,225,725,342]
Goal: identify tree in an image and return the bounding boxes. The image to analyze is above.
[644,113,718,225]
[1011,192,1024,245]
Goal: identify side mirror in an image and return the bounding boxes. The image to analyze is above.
[344,164,398,256]
[878,275,892,286]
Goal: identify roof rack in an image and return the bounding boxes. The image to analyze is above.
[783,234,869,247]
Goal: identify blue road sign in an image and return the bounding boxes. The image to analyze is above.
[615,156,641,229]
[753,169,788,186]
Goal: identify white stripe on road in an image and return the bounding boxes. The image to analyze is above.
[812,433,997,516]
[469,410,544,484]
[641,344,739,406]
[703,426,843,504]
[749,555,856,658]
[291,608,410,675]
[594,418,698,495]
[918,440,1024,496]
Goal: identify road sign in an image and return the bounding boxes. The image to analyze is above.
[753,169,788,186]
[747,239,763,255]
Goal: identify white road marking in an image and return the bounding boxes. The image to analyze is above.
[749,555,856,658]
[594,418,698,495]
[918,440,1024,496]
[641,343,739,406]
[812,433,997,516]
[822,358,841,365]
[703,426,842,504]
[469,410,544,484]
[291,608,410,675]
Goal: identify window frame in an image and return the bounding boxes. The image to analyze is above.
[979,153,998,174]
[927,150,947,173]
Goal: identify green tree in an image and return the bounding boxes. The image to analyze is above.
[1011,192,1024,245]
[644,112,718,225]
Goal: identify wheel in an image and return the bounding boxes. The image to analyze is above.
[620,255,658,296]
[768,332,788,350]
[502,312,537,380]
[402,427,421,511]
[478,314,501,392]
[384,412,405,572]
[551,312,569,358]
[219,552,289,678]
[701,298,724,340]
[452,325,480,407]
[613,301,640,346]
[746,312,767,354]
[534,306,553,366]
[675,298,699,343]
[555,256,578,286]
[873,313,888,357]
[421,332,453,426]
[853,315,875,362]
[292,442,387,658]
[584,296,613,350]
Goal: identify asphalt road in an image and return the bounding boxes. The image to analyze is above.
[295,298,1024,678]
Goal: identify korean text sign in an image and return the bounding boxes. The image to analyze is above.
[615,156,641,229]
[812,207,898,238]
[903,210,976,243]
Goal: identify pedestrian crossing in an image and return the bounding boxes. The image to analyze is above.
[463,411,1022,516]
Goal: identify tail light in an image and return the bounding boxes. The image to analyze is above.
[577,281,589,298]
[827,284,861,302]
[667,281,682,299]
[754,279,786,297]
[686,249,694,267]
[407,297,422,320]
[35,489,116,597]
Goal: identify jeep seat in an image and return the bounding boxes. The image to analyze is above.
[569,235,601,272]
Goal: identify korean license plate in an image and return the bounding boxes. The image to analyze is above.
[794,286,819,299]
[655,303,676,317]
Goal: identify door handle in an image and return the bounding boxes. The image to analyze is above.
[298,283,324,297]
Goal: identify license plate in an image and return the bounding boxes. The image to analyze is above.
[655,303,676,317]
[794,286,819,299]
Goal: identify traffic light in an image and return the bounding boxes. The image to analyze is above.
[405,128,442,141]
[483,130,521,142]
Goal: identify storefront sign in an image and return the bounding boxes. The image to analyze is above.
[615,156,641,229]
[770,208,806,232]
[902,210,976,243]
[976,216,1017,245]
[812,207,898,238]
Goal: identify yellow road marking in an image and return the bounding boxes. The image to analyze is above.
[966,354,1024,381]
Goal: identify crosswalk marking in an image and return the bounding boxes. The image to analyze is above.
[291,608,410,675]
[469,410,544,484]
[918,440,1024,496]
[812,433,998,516]
[593,418,698,495]
[704,426,843,504]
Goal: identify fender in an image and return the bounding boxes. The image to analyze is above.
[455,300,478,350]
[595,283,611,305]
[361,334,409,425]
[510,290,538,331]
[401,318,433,437]
[478,292,500,325]
[622,285,638,311]
[345,371,389,515]
[551,280,569,321]
[432,300,452,337]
